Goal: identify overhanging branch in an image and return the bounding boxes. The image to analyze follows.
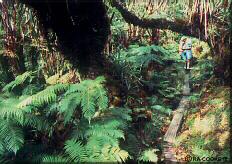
[111,0,205,40]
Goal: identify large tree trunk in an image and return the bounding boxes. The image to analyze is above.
[20,0,110,71]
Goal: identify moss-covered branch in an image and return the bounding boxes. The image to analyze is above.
[111,0,206,40]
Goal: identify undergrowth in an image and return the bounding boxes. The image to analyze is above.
[175,58,230,161]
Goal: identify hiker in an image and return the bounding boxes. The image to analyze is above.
[179,36,192,69]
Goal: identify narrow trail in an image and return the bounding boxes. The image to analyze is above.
[163,71,191,163]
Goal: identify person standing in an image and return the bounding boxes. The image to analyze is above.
[179,37,187,60]
[179,37,193,69]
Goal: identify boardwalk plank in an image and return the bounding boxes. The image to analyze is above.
[163,73,190,163]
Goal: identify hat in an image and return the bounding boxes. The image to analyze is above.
[181,36,187,41]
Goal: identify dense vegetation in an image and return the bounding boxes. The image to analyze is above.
[0,0,231,163]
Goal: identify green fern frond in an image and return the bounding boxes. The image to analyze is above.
[42,155,69,163]
[0,143,4,155]
[87,135,119,148]
[130,46,152,55]
[59,92,81,124]
[100,145,129,162]
[71,119,89,140]
[85,120,125,140]
[64,139,87,162]
[0,98,24,122]
[0,120,24,154]
[2,71,35,93]
[22,114,51,132]
[138,149,159,163]
[61,76,108,122]
[81,90,96,122]
[94,76,106,84]
[18,84,68,108]
[84,142,129,162]
[64,83,80,95]
[94,85,108,111]
[109,107,132,122]
[122,132,140,158]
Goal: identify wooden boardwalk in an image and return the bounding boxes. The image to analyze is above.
[163,72,190,163]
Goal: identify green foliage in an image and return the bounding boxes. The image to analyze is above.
[0,97,25,123]
[0,93,51,156]
[192,59,215,83]
[63,108,132,162]
[138,149,159,163]
[110,44,172,91]
[57,76,108,122]
[64,139,129,162]
[0,70,132,163]
[2,0,229,162]
[2,71,35,94]
[192,146,215,158]
[42,155,69,163]
[151,105,172,115]
[64,140,87,162]
[0,119,24,154]
[18,83,68,108]
[188,93,200,104]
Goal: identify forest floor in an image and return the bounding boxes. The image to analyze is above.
[162,59,230,163]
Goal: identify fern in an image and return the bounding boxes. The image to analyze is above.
[22,114,51,132]
[42,155,69,163]
[2,71,35,93]
[122,132,141,159]
[127,53,164,68]
[0,119,24,154]
[138,149,159,163]
[70,118,89,140]
[64,139,87,162]
[59,76,108,122]
[81,89,96,122]
[58,92,81,123]
[99,145,129,162]
[111,107,132,121]
[94,84,108,111]
[85,120,125,140]
[67,107,131,162]
[84,139,129,162]
[18,83,68,108]
[0,97,26,124]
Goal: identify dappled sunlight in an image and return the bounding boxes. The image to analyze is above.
[192,115,216,136]
[218,131,230,149]
[0,0,230,163]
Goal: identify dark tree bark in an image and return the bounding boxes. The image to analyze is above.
[19,0,110,71]
[111,0,206,41]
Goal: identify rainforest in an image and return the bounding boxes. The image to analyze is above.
[0,0,231,163]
